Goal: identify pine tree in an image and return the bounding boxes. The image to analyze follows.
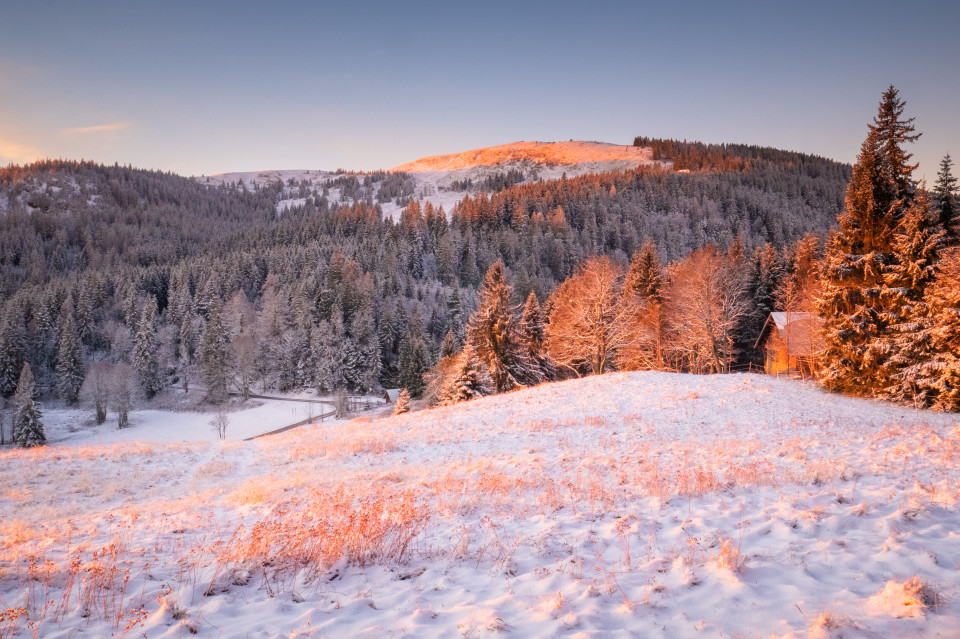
[12,363,44,448]
[55,297,85,404]
[819,88,920,395]
[201,298,231,404]
[398,331,428,399]
[447,285,465,344]
[440,329,458,359]
[624,240,664,303]
[933,154,958,244]
[393,388,411,415]
[467,261,542,392]
[738,244,784,367]
[881,188,946,404]
[313,320,340,394]
[0,316,25,398]
[922,248,960,411]
[438,343,492,405]
[873,85,921,209]
[133,301,164,399]
[619,242,670,371]
[520,291,553,379]
[177,313,196,393]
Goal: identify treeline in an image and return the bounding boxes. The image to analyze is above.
[423,233,819,409]
[448,169,526,193]
[0,160,279,301]
[430,88,960,413]
[0,141,853,442]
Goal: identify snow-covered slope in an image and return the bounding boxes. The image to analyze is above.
[392,140,657,172]
[195,141,667,220]
[2,372,959,638]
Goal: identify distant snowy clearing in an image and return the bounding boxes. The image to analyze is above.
[37,393,352,444]
[2,372,959,638]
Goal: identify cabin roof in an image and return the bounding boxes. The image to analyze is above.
[755,312,823,354]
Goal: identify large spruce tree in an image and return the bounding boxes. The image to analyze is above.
[881,188,945,404]
[55,297,85,404]
[0,317,25,398]
[819,87,921,395]
[200,298,231,404]
[133,301,164,399]
[921,248,960,411]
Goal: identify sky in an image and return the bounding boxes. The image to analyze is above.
[0,0,957,180]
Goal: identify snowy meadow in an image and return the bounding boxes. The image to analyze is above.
[2,372,959,638]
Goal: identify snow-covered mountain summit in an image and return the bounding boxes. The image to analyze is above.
[196,140,666,219]
[392,140,658,173]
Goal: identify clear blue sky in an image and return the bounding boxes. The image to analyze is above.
[1,0,957,179]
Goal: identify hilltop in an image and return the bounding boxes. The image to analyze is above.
[196,140,664,219]
[1,371,959,637]
[391,140,661,172]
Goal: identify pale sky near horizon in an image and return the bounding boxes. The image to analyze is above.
[0,1,957,180]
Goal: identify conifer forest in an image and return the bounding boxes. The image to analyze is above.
[1,87,958,445]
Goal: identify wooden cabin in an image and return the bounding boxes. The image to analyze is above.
[755,312,823,377]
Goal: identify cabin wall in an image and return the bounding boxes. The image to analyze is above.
[764,332,791,375]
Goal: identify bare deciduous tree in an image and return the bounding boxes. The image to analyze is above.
[545,256,633,377]
[81,361,111,424]
[111,363,134,428]
[666,245,750,374]
[210,411,229,440]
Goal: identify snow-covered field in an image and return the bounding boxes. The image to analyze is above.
[35,394,346,445]
[2,372,959,638]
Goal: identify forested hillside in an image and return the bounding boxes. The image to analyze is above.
[0,146,850,407]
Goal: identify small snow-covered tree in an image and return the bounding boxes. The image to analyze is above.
[438,343,492,405]
[393,388,411,415]
[12,363,44,448]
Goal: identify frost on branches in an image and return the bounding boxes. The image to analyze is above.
[466,261,543,393]
[819,87,921,396]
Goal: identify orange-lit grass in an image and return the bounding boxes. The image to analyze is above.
[211,485,427,594]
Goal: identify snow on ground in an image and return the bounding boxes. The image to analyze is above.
[36,394,344,445]
[391,141,659,173]
[4,372,959,638]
